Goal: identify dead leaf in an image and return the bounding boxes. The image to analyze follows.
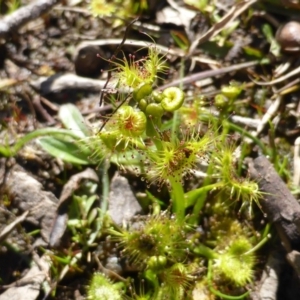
[49,168,99,247]
[0,78,19,90]
[0,253,51,300]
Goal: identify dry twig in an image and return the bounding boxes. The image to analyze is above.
[0,0,60,39]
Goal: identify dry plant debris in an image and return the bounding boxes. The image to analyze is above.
[1,0,300,299]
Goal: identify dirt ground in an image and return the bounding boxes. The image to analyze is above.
[1,0,300,299]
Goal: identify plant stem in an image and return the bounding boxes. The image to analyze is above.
[168,176,185,223]
[88,160,110,245]
[194,244,217,260]
[187,182,224,224]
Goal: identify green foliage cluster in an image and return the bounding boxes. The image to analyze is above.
[89,0,149,19]
[0,43,270,299]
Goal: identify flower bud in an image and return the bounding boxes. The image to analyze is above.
[221,83,242,99]
[138,98,148,111]
[147,255,167,270]
[161,87,185,112]
[152,90,164,103]
[214,94,228,108]
[145,103,164,118]
[133,83,153,102]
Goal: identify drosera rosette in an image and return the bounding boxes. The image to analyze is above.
[142,126,216,222]
[87,272,125,300]
[89,0,134,21]
[198,197,270,296]
[145,127,215,189]
[112,43,168,91]
[212,143,263,217]
[194,218,258,296]
[108,210,193,268]
[98,105,147,151]
[210,218,255,287]
[77,107,147,173]
[155,262,196,300]
[213,235,255,287]
[143,44,169,84]
[89,0,116,17]
[144,260,202,300]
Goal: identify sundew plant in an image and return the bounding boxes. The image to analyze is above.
[80,44,267,299]
[1,42,270,299]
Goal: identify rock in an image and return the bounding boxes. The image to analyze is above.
[108,173,142,226]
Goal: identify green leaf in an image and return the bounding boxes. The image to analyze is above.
[38,136,91,165]
[262,23,281,57]
[0,144,13,157]
[58,104,92,139]
[170,31,189,51]
[185,183,221,208]
[85,195,98,217]
[0,128,84,157]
